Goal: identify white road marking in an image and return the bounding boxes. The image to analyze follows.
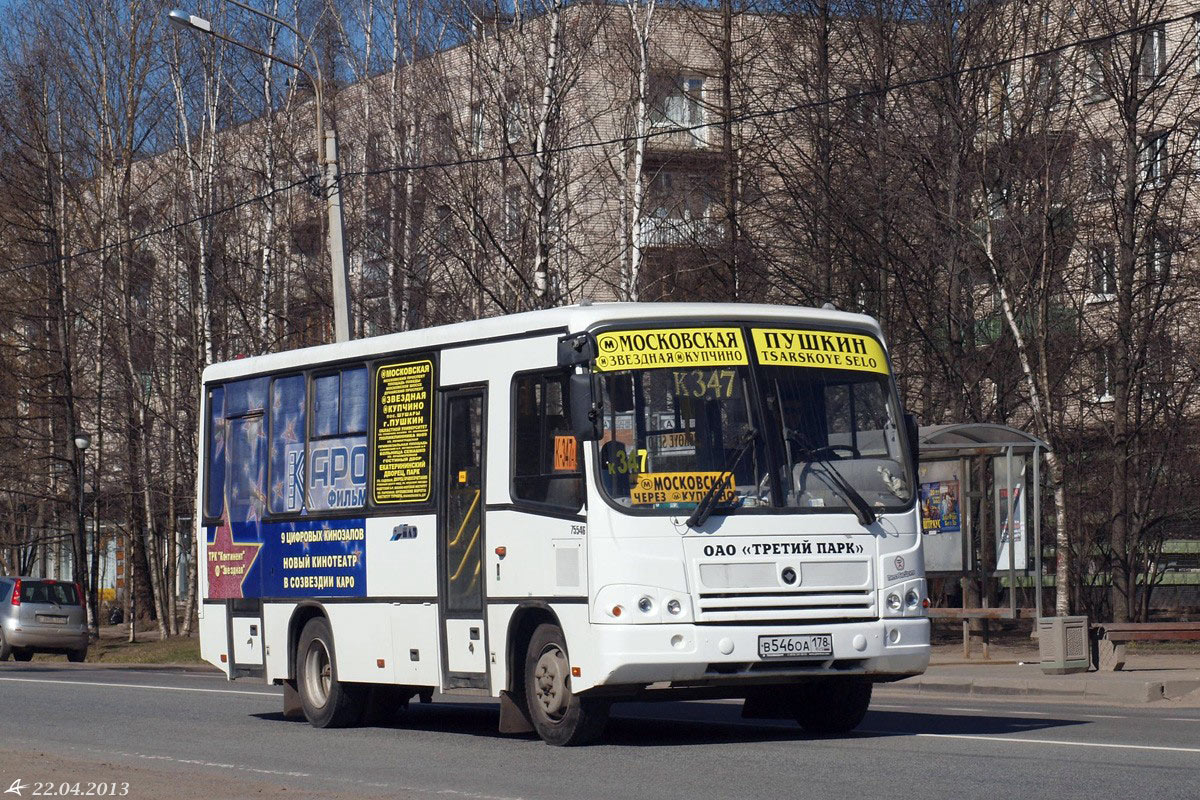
[870,704,914,710]
[83,747,528,800]
[0,676,277,697]
[1162,717,1200,723]
[861,730,1200,755]
[1082,714,1125,720]
[943,707,988,713]
[1005,711,1050,717]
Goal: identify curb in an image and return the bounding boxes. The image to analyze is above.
[890,675,1200,703]
[70,662,221,674]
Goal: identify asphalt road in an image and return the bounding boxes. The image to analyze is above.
[1,663,1197,800]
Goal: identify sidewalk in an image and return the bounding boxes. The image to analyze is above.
[890,644,1200,705]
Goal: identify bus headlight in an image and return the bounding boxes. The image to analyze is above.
[886,593,902,613]
[666,599,682,616]
[637,596,654,614]
[905,589,920,609]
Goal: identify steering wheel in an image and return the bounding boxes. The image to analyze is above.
[785,432,861,460]
[817,443,861,460]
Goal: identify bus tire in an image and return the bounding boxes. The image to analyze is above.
[67,647,87,663]
[296,617,364,728]
[791,678,872,735]
[523,623,608,746]
[12,648,33,662]
[0,629,11,661]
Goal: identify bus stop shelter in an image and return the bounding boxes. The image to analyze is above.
[917,424,1048,653]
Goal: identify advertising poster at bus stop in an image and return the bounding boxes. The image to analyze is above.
[994,455,1027,569]
[918,460,964,572]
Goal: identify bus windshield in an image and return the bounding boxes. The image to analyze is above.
[593,327,914,516]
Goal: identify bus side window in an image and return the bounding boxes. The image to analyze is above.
[269,375,307,514]
[228,415,266,524]
[309,366,368,512]
[205,386,225,519]
[511,371,583,511]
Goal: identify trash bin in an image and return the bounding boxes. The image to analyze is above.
[1037,616,1090,674]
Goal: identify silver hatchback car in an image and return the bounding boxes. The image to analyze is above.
[0,577,89,662]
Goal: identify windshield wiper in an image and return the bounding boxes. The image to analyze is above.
[788,437,877,527]
[686,428,758,529]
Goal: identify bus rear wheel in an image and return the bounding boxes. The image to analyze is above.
[296,617,364,728]
[791,678,872,734]
[523,623,608,746]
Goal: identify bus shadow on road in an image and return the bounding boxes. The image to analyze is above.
[254,700,1085,746]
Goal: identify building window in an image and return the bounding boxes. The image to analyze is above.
[434,205,451,248]
[504,185,522,240]
[1144,233,1171,280]
[1094,346,1115,402]
[650,75,706,146]
[471,103,485,155]
[510,371,583,510]
[1089,141,1114,198]
[1140,23,1166,81]
[505,99,523,145]
[1090,244,1116,296]
[1194,15,1200,76]
[1140,132,1168,187]
[1033,55,1062,108]
[1086,46,1107,103]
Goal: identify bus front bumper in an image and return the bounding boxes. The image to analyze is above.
[580,617,930,691]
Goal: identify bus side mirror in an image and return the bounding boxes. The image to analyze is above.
[569,372,602,441]
[904,412,920,465]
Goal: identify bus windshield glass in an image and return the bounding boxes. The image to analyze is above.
[592,325,914,516]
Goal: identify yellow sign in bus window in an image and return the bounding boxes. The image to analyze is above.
[373,358,434,504]
[594,328,748,372]
[631,471,736,505]
[752,328,889,374]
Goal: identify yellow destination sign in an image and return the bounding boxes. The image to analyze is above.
[752,328,889,374]
[594,328,748,372]
[631,471,736,505]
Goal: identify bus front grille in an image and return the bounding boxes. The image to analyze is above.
[695,589,876,623]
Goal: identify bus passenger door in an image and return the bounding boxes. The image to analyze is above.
[439,388,489,689]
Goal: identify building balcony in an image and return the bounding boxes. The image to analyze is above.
[639,215,725,249]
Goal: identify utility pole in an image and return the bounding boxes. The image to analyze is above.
[721,0,739,299]
[168,3,352,342]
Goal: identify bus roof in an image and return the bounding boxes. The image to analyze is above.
[202,301,884,383]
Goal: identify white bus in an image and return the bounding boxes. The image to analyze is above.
[198,302,928,745]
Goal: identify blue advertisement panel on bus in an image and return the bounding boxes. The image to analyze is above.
[207,517,367,600]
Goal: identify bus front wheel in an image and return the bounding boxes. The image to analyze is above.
[296,617,365,728]
[523,623,609,746]
[791,677,872,734]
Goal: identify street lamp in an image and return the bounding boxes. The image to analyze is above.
[168,3,353,343]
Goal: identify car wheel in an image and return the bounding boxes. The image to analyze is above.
[0,629,11,661]
[296,617,365,728]
[791,678,873,735]
[12,649,33,662]
[67,648,87,663]
[523,622,609,746]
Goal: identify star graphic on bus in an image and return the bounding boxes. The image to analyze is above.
[207,517,261,599]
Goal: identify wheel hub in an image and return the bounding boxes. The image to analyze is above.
[304,639,332,708]
[533,645,570,719]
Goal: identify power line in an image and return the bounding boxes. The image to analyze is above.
[1,174,317,276]
[6,11,1190,275]
[342,12,1192,180]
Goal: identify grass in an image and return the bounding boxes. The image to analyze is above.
[29,624,205,665]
